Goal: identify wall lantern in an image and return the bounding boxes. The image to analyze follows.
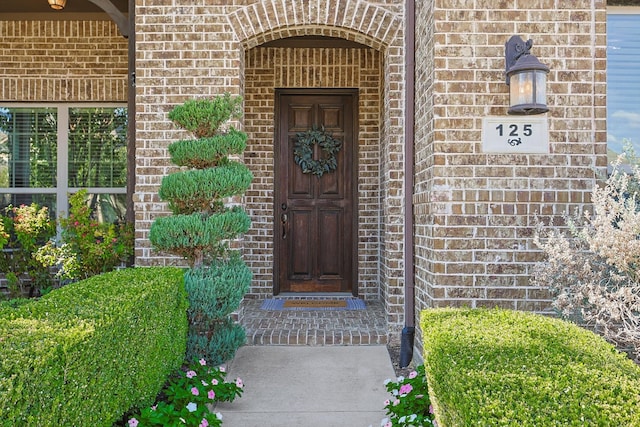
[48,0,67,10]
[505,35,550,115]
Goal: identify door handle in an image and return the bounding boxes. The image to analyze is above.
[281,213,288,239]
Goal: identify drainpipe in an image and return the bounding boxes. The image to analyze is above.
[400,0,416,368]
[126,0,135,227]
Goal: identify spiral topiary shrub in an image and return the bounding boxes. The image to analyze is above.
[150,94,252,364]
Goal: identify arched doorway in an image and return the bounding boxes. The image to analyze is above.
[241,36,384,299]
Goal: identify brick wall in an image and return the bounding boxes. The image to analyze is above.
[134,0,408,332]
[0,20,127,102]
[1,1,608,342]
[413,0,607,347]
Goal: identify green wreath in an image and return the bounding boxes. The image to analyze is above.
[293,126,342,177]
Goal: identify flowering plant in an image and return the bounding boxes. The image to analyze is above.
[381,365,436,427]
[35,190,133,281]
[533,150,640,361]
[126,358,244,427]
[0,203,56,296]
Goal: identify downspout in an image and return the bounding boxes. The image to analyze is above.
[126,0,135,227]
[400,0,416,368]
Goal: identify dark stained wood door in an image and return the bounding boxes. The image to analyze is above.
[275,89,358,294]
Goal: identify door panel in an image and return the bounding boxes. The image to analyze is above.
[317,208,342,277]
[275,89,357,294]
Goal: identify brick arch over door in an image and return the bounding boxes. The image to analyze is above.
[227,0,402,50]
[228,1,409,332]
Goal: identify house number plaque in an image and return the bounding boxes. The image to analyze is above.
[481,116,549,154]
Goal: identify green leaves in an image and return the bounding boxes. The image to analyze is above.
[0,268,188,426]
[168,128,248,168]
[159,162,253,215]
[293,126,342,177]
[158,94,252,367]
[168,94,243,138]
[383,365,435,426]
[421,308,640,427]
[149,208,251,265]
[185,257,251,320]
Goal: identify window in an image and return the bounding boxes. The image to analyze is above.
[607,9,640,155]
[0,105,127,222]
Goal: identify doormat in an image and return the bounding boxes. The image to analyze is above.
[260,298,366,311]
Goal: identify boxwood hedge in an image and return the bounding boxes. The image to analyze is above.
[421,308,640,427]
[0,267,188,427]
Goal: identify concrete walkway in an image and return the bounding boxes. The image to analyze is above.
[216,345,395,427]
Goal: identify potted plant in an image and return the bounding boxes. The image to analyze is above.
[150,94,253,364]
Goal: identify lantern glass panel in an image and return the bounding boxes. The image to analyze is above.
[509,70,547,111]
[509,71,535,106]
[534,70,547,105]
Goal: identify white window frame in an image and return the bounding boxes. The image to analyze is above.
[607,6,640,155]
[0,103,127,221]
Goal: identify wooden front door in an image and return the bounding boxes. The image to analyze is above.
[275,89,358,294]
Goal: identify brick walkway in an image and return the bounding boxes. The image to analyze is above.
[237,297,389,346]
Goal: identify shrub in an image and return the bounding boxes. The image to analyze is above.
[533,153,640,361]
[0,203,56,297]
[150,94,252,364]
[35,189,134,281]
[421,308,640,427]
[0,267,188,426]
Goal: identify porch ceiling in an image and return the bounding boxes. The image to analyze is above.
[0,0,127,17]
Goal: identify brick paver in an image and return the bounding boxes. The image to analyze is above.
[237,298,389,346]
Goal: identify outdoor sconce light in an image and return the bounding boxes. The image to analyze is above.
[48,0,67,10]
[505,36,550,115]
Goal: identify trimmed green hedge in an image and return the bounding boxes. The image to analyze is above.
[421,308,640,427]
[0,267,188,427]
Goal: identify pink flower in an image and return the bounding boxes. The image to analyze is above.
[235,378,244,388]
[208,390,215,399]
[393,399,400,406]
[128,419,138,427]
[211,379,219,385]
[186,370,197,378]
[408,371,418,379]
[199,358,207,366]
[429,404,435,414]
[383,399,390,406]
[191,387,199,396]
[384,423,392,427]
[199,419,209,427]
[219,366,226,372]
[399,383,413,395]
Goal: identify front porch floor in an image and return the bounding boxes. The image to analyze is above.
[237,298,389,346]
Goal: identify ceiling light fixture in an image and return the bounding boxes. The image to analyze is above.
[48,0,67,10]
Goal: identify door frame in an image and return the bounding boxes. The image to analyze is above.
[273,88,359,296]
